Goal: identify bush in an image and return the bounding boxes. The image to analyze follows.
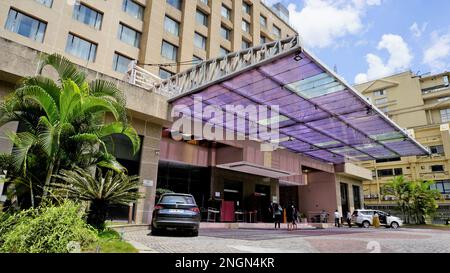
[0,201,97,253]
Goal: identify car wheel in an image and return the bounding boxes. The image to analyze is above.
[191,230,199,237]
[151,226,162,236]
[362,221,370,228]
[390,222,399,229]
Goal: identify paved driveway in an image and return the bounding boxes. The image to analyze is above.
[122,227,450,253]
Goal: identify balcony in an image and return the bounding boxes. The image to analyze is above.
[422,84,450,97]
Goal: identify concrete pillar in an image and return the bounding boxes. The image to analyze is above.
[135,121,162,224]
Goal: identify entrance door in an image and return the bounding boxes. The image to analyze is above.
[255,184,271,222]
[340,183,349,217]
[353,185,362,210]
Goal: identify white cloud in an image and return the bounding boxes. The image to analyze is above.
[410,22,428,38]
[423,31,450,72]
[354,34,413,84]
[287,0,382,49]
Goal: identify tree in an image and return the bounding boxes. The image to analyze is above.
[384,176,440,224]
[53,167,142,230]
[0,54,140,207]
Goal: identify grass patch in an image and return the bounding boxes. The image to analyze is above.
[84,229,138,253]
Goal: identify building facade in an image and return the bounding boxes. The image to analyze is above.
[0,1,427,225]
[354,71,450,214]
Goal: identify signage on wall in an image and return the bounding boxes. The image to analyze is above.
[215,192,221,198]
[143,179,154,187]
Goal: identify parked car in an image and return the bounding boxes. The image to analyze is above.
[352,209,402,229]
[151,193,201,236]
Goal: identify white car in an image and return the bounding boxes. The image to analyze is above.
[352,209,403,229]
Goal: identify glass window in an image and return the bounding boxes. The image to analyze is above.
[219,47,229,56]
[194,32,207,50]
[441,108,450,123]
[199,0,209,5]
[242,2,251,14]
[159,68,174,79]
[118,23,141,47]
[393,168,403,176]
[444,75,449,86]
[242,20,250,33]
[35,0,53,8]
[429,145,444,154]
[431,180,450,194]
[272,25,281,39]
[374,89,386,96]
[65,33,97,62]
[113,52,133,73]
[260,35,267,44]
[167,0,182,10]
[196,10,208,26]
[375,97,388,105]
[260,15,267,28]
[431,165,445,172]
[122,0,144,20]
[242,39,251,50]
[164,16,180,36]
[377,169,394,177]
[5,9,47,43]
[221,5,231,20]
[220,25,231,40]
[192,55,202,65]
[73,3,103,30]
[161,40,178,61]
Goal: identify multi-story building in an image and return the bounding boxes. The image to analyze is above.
[354,71,450,216]
[0,1,427,225]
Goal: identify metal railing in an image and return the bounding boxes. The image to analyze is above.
[126,36,302,99]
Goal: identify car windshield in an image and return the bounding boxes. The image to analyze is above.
[160,195,195,205]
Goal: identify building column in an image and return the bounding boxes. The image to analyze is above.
[135,121,162,224]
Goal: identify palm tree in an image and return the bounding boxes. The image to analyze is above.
[384,176,412,223]
[53,167,142,230]
[0,54,140,205]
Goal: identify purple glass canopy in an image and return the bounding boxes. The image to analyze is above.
[169,49,429,164]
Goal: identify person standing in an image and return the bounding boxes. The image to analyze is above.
[273,203,282,229]
[292,205,298,230]
[286,203,293,231]
[334,209,341,228]
[346,211,352,228]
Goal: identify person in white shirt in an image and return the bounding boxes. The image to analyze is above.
[346,211,352,228]
[334,210,341,228]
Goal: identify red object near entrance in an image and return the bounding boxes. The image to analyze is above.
[220,200,235,222]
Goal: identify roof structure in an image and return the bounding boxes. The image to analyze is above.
[136,36,429,164]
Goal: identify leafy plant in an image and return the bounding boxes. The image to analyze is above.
[53,167,142,230]
[0,201,97,253]
[0,54,140,207]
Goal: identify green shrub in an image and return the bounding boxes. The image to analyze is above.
[0,201,97,253]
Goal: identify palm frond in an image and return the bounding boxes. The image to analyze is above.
[37,53,86,86]
[16,85,60,124]
[97,122,141,155]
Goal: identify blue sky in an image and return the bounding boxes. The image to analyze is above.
[267,0,450,84]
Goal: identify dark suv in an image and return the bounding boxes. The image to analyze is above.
[151,193,200,236]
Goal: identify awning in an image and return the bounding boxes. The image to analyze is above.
[149,36,429,164]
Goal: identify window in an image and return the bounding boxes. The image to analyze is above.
[192,55,202,65]
[375,97,388,105]
[444,75,449,86]
[219,47,229,56]
[380,106,389,113]
[260,35,267,44]
[73,3,103,30]
[220,25,231,40]
[430,145,444,155]
[5,9,47,42]
[431,165,445,172]
[164,16,180,36]
[65,33,97,62]
[35,0,53,7]
[374,89,386,96]
[196,10,208,26]
[272,25,281,39]
[242,20,250,33]
[393,168,403,176]
[113,52,133,73]
[161,40,178,61]
[242,2,251,14]
[199,0,209,5]
[194,32,207,50]
[376,157,401,163]
[260,15,267,28]
[118,23,141,47]
[122,0,144,20]
[438,96,450,102]
[430,180,450,194]
[441,108,450,123]
[241,39,250,50]
[159,68,174,79]
[377,169,394,177]
[167,0,182,10]
[221,5,231,20]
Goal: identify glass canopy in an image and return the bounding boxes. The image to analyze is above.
[166,39,429,164]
